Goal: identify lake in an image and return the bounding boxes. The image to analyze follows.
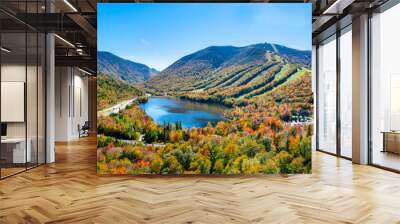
[139,97,227,128]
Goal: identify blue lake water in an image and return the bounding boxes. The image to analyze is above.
[139,97,227,128]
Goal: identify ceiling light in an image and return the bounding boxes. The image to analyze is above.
[76,48,84,55]
[63,0,78,12]
[323,0,354,15]
[54,34,75,48]
[1,47,11,53]
[78,67,93,76]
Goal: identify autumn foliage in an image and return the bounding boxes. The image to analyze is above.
[97,103,312,175]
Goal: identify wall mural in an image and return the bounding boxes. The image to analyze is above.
[97,3,313,175]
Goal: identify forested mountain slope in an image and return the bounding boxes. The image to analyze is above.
[144,43,312,112]
[97,73,144,110]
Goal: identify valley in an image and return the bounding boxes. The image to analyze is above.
[97,42,313,175]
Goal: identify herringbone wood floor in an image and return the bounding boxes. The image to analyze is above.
[1,136,400,224]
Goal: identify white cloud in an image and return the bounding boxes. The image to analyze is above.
[139,38,150,46]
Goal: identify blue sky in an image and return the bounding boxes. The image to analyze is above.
[98,3,311,71]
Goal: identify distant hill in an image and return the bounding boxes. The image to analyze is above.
[144,43,311,107]
[97,73,144,110]
[98,51,159,83]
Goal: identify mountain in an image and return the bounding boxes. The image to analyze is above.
[144,43,312,107]
[98,51,159,83]
[97,74,144,110]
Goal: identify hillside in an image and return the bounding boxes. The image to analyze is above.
[144,43,312,114]
[97,73,144,110]
[98,51,159,83]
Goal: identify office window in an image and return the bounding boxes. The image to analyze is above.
[371,3,400,171]
[317,36,337,154]
[339,27,352,158]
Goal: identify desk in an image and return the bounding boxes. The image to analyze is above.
[1,138,31,163]
[382,131,400,154]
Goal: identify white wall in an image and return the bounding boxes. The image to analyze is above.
[1,63,46,164]
[72,72,89,138]
[54,67,89,141]
[1,65,29,138]
[1,64,26,142]
[55,66,70,141]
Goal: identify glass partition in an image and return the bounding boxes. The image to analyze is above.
[0,2,46,179]
[1,31,28,177]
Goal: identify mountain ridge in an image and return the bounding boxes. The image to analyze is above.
[163,43,310,73]
[144,42,311,103]
[98,51,159,83]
